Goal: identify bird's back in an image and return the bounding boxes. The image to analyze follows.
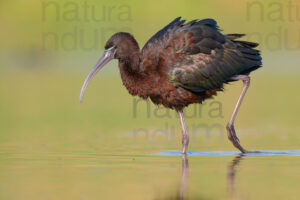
[141,17,262,93]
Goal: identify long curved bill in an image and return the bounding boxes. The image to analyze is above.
[79,46,116,104]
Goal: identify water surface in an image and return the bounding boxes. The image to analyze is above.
[1,149,300,200]
[0,75,300,199]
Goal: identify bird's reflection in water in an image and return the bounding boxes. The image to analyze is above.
[179,154,245,200]
[227,155,245,200]
[154,154,190,200]
[179,154,189,200]
[160,154,246,200]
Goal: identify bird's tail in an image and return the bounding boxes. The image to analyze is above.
[226,34,262,75]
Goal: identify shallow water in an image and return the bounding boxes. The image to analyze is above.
[1,149,300,200]
[154,149,300,156]
[0,75,300,199]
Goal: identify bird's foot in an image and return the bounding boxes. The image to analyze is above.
[226,124,248,154]
[243,150,261,154]
[182,145,188,155]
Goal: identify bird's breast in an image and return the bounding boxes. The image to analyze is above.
[119,62,204,110]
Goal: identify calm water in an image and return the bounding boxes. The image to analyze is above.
[0,75,300,199]
[0,149,299,200]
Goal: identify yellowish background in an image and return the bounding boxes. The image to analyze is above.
[0,0,300,199]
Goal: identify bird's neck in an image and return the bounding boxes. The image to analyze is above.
[117,34,141,73]
[118,43,151,97]
[117,34,144,77]
[117,36,155,97]
[119,51,141,73]
[118,56,147,97]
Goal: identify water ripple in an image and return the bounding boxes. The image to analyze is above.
[152,149,300,156]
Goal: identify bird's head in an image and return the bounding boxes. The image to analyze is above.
[79,32,139,104]
[105,32,139,61]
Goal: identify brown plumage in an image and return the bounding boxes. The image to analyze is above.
[79,17,262,154]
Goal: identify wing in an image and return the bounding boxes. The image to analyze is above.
[140,17,186,72]
[140,17,221,73]
[142,17,186,53]
[164,19,262,92]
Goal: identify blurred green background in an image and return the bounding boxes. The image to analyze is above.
[0,0,300,199]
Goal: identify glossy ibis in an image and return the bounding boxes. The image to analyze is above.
[79,17,262,154]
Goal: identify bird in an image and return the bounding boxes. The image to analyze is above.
[79,17,262,154]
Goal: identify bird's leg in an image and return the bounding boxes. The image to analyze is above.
[178,110,189,154]
[226,75,250,154]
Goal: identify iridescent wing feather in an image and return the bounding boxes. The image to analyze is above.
[142,17,262,93]
[166,19,262,92]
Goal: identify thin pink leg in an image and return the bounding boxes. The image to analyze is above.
[178,110,189,154]
[226,75,250,153]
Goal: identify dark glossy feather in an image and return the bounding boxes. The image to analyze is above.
[141,18,223,73]
[115,17,262,109]
[142,17,186,53]
[160,19,262,93]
